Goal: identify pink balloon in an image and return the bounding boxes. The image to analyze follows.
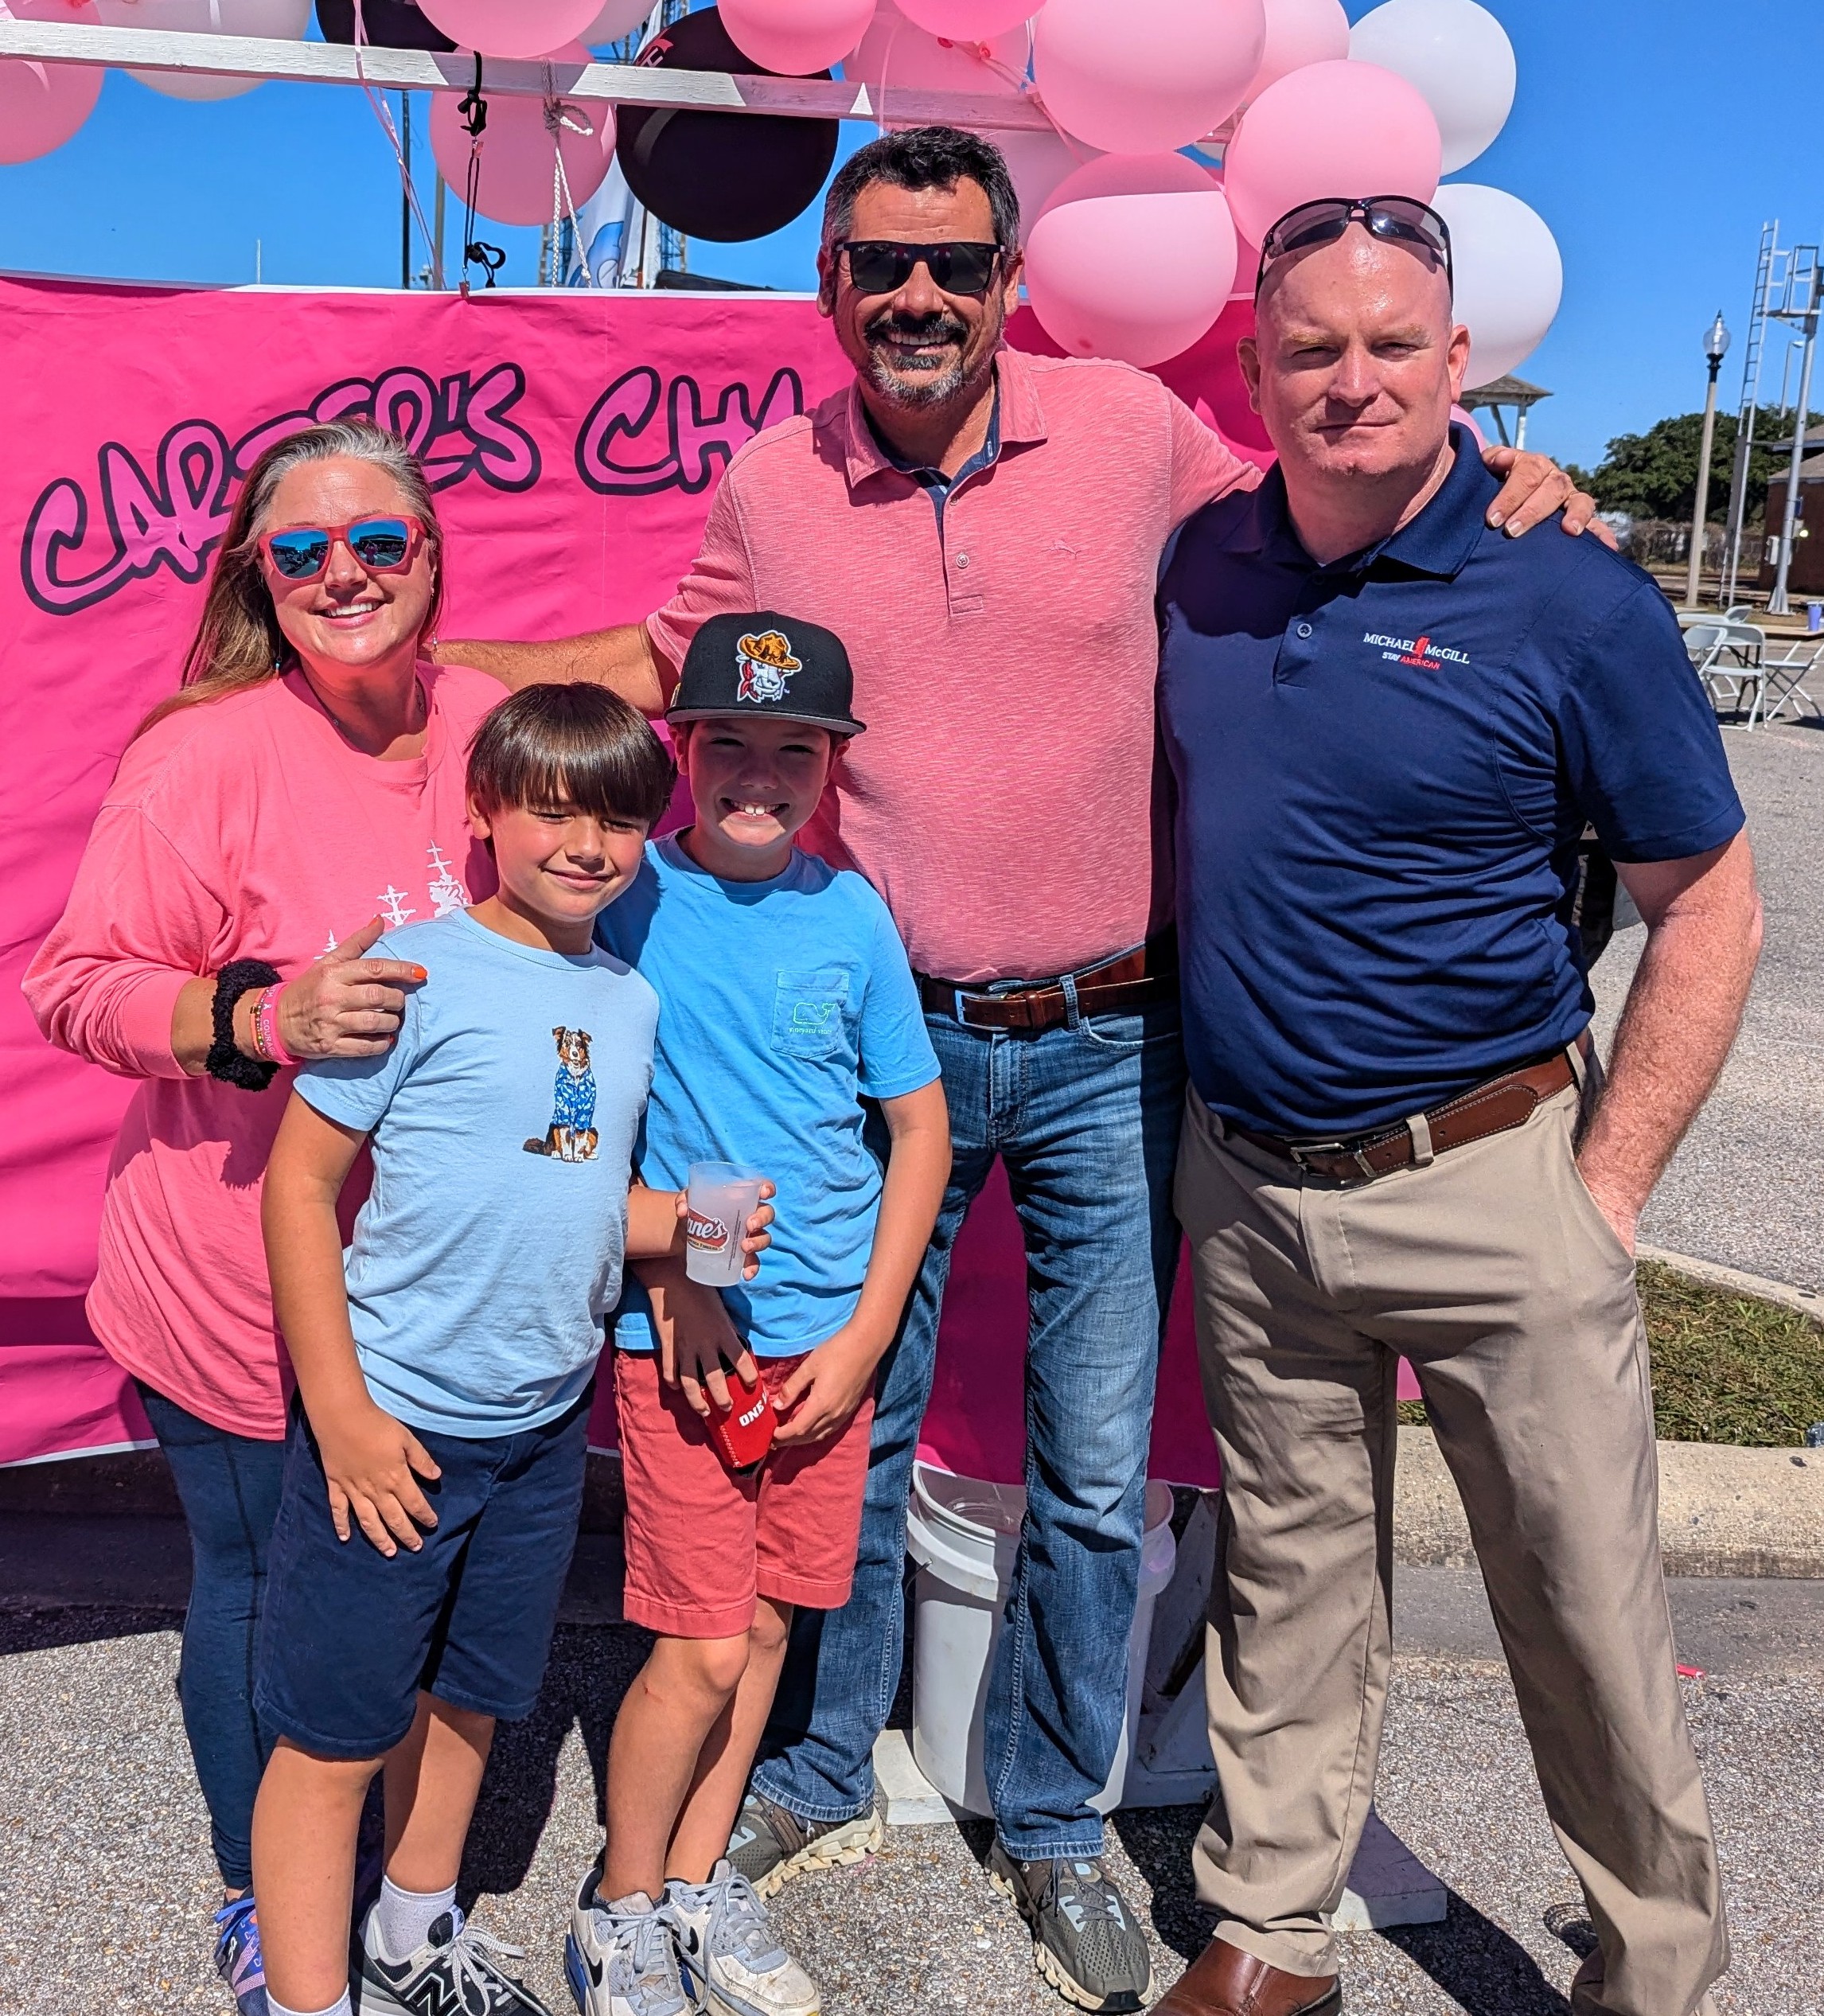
[1026,151,1237,368]
[1247,0,1348,99]
[844,0,1025,103]
[897,0,1036,37]
[1222,57,1441,250]
[0,0,103,165]
[429,45,615,227]
[1034,0,1264,154]
[1156,298,1275,464]
[721,0,878,75]
[418,0,604,57]
[1451,402,1487,449]
[998,125,1097,245]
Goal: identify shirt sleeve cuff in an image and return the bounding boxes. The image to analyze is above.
[115,967,195,1080]
[1607,803,1745,865]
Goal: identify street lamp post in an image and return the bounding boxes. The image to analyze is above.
[1686,311,1731,607]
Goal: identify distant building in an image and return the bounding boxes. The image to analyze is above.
[1757,427,1824,597]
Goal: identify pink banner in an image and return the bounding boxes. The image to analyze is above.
[0,273,1323,1480]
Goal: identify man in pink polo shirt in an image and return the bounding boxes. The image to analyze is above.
[445,127,1596,2011]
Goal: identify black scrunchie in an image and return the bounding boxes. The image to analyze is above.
[207,958,283,1091]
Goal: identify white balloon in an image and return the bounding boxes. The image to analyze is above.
[583,0,654,41]
[96,0,312,99]
[1348,0,1514,175]
[1432,181,1561,388]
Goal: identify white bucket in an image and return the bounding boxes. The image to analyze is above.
[905,1464,1177,1816]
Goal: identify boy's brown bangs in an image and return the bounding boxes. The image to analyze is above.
[467,684,676,830]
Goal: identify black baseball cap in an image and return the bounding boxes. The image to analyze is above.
[668,610,866,738]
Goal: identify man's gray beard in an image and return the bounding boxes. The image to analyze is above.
[864,342,988,413]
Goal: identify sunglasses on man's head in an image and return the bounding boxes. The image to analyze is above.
[259,516,425,583]
[1256,197,1453,294]
[837,240,1005,298]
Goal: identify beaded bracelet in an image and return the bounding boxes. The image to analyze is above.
[250,982,296,1067]
[205,959,282,1091]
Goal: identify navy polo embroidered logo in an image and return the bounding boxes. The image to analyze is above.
[1362,630,1472,669]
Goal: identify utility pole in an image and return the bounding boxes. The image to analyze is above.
[432,172,446,290]
[400,92,413,288]
[1771,279,1820,616]
[1686,313,1730,607]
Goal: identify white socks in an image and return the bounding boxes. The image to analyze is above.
[265,1995,352,2016]
[373,1874,458,1959]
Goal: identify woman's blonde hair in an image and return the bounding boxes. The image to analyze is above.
[137,419,445,736]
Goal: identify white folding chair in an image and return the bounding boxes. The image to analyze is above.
[1684,621,1734,712]
[1750,639,1824,728]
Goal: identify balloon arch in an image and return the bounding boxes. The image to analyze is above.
[0,0,1564,393]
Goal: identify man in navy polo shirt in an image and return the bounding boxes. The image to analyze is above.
[1154,198,1762,2016]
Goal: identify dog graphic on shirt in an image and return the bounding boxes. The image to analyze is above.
[735,630,801,705]
[524,1027,598,1162]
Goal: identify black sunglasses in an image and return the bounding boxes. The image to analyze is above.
[836,240,1006,298]
[1257,197,1453,294]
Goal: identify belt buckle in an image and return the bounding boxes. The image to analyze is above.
[1288,1139,1346,1173]
[953,988,990,1027]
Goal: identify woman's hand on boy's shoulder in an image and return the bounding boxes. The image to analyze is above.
[773,1324,884,1447]
[314,1398,442,1555]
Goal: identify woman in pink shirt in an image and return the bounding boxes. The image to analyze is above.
[25,419,504,2014]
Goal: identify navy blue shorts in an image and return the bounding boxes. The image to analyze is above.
[254,1387,591,1760]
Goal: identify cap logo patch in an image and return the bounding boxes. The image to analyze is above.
[735,630,802,705]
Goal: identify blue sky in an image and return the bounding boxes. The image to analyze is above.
[3,1,1822,466]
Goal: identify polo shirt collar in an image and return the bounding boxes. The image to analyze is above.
[836,341,1049,493]
[1247,422,1495,580]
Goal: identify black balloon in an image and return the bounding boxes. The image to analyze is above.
[315,1,455,51]
[618,7,840,244]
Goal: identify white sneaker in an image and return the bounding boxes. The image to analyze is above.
[565,1873,693,2016]
[661,1861,819,2016]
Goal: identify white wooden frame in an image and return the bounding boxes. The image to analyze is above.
[0,17,1054,131]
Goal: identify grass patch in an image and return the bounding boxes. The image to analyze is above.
[1397,1260,1824,1446]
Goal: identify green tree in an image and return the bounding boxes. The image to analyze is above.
[1578,404,1822,524]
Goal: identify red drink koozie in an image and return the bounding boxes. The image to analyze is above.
[707,1365,777,1474]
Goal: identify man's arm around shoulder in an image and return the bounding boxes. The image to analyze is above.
[435,621,675,716]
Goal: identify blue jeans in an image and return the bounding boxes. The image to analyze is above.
[752,991,1185,1858]
[135,1382,286,1892]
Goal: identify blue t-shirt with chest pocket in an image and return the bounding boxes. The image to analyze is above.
[597,836,941,1357]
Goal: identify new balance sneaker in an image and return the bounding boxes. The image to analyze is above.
[212,1895,269,2016]
[725,1790,883,1899]
[564,1875,692,2016]
[986,1842,1156,2013]
[357,1904,554,2014]
[662,1860,818,2016]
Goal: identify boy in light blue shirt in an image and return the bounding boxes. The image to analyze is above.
[253,686,769,2016]
[575,613,950,2016]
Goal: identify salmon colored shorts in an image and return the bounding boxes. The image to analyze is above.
[613,1347,875,1640]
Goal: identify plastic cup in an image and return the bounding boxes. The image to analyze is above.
[684,1161,766,1286]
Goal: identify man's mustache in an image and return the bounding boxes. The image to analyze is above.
[864,312,969,349]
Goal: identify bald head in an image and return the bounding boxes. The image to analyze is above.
[1241,224,1469,511]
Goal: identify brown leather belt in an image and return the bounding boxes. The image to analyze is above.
[916,937,1177,1033]
[1234,1039,1587,1184]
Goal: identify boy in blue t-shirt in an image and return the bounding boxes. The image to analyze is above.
[251,687,770,2016]
[575,613,950,2016]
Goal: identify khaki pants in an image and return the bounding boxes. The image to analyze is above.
[1175,1079,1727,2016]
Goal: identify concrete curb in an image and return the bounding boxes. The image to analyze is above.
[1638,1242,1822,1320]
[1393,1425,1824,1579]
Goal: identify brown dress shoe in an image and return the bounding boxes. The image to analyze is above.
[1156,1938,1341,2016]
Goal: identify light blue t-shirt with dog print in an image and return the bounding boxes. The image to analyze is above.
[296,908,658,1437]
[598,836,941,1359]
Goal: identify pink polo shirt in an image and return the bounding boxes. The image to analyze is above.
[646,345,1260,985]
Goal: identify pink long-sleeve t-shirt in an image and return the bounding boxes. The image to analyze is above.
[23,663,505,1440]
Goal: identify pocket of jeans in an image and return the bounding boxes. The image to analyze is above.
[1074,1002,1182,1053]
[771,968,852,1059]
[1561,1123,1638,1273]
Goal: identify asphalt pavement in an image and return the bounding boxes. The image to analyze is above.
[3,1578,1821,2016]
[1589,720,1824,1291]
